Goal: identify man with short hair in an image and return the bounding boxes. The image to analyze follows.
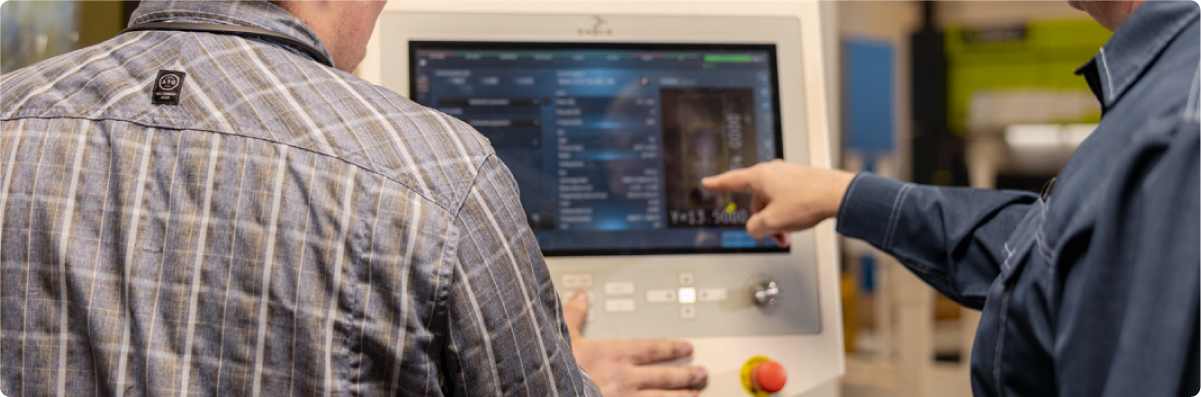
[705,1,1199,396]
[0,1,704,395]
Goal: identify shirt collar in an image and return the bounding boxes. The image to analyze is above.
[128,0,334,68]
[1075,1,1199,107]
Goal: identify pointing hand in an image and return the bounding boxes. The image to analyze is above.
[702,160,854,246]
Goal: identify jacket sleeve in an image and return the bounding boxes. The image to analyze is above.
[836,173,1039,309]
[440,154,601,396]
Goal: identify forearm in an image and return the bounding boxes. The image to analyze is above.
[836,173,1038,308]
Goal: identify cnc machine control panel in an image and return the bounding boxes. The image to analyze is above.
[409,42,821,339]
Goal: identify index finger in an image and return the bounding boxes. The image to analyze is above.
[700,168,754,192]
[619,339,693,365]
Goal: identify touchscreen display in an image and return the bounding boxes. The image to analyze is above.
[410,42,785,255]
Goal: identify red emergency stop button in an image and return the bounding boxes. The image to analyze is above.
[751,360,787,392]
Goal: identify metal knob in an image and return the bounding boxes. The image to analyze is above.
[753,281,780,306]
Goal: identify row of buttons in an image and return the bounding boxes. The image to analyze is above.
[562,275,727,303]
[604,284,727,302]
[562,272,696,289]
[559,273,727,318]
[645,287,729,303]
[605,299,698,318]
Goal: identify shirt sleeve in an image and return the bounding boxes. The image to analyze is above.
[835,173,1039,309]
[440,154,601,396]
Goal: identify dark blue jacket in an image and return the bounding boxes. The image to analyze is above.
[837,2,1200,396]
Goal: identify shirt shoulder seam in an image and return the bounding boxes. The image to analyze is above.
[2,113,456,212]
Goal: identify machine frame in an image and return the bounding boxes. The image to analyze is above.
[360,3,843,396]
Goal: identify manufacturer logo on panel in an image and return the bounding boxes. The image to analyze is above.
[578,16,613,37]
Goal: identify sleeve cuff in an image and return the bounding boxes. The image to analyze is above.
[835,172,913,250]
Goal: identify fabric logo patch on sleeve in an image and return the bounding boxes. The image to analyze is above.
[152,70,187,105]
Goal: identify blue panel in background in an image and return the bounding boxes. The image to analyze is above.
[844,39,895,160]
[859,255,876,293]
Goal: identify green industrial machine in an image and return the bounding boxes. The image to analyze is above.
[945,19,1112,135]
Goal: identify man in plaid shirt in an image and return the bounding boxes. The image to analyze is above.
[0,1,706,395]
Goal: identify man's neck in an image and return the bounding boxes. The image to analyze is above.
[1078,0,1145,31]
[272,1,384,73]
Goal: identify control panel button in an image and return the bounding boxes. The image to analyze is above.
[561,273,593,288]
[751,360,787,392]
[645,289,677,303]
[677,287,697,304]
[677,272,694,286]
[604,281,636,296]
[698,288,728,302]
[679,305,696,319]
[604,298,636,313]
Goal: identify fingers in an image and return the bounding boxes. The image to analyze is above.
[634,390,697,397]
[751,194,768,214]
[620,340,693,365]
[745,206,786,239]
[770,233,790,248]
[700,168,753,192]
[561,290,590,337]
[631,365,708,391]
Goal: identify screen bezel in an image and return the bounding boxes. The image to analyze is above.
[408,40,788,256]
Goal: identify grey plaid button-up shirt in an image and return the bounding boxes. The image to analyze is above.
[0,1,599,396]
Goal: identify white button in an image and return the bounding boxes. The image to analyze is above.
[645,289,677,303]
[604,281,635,296]
[678,272,694,286]
[698,288,728,302]
[678,287,697,304]
[561,273,593,288]
[605,298,636,313]
[680,305,696,319]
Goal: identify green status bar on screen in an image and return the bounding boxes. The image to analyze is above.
[702,54,753,63]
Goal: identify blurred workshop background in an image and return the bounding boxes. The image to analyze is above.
[0,2,1110,396]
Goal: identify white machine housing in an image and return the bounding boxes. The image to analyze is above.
[361,3,843,396]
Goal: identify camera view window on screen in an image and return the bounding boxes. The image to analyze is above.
[411,42,785,255]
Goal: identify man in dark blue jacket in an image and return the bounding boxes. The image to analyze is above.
[705,1,1199,396]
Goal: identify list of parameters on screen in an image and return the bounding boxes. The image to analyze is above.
[552,83,665,231]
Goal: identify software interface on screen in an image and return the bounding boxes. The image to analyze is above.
[411,42,785,255]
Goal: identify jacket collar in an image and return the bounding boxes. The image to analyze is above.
[129,0,333,68]
[1076,1,1199,108]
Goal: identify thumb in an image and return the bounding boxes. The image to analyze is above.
[562,290,590,337]
[701,168,754,192]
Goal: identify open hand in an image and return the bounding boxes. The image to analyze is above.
[563,290,708,397]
